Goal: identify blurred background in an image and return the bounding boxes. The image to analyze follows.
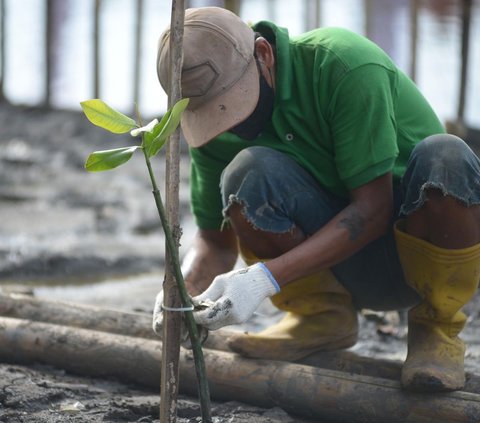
[1,0,479,129]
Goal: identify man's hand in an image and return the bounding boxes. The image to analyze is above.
[192,263,280,330]
[152,289,192,343]
[152,288,209,348]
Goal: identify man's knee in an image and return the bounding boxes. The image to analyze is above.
[410,133,473,170]
[401,133,480,215]
[220,146,282,198]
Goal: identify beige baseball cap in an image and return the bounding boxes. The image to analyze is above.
[157,7,260,148]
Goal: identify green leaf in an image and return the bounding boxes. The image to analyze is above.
[80,99,137,134]
[85,146,140,172]
[144,109,171,157]
[144,98,189,158]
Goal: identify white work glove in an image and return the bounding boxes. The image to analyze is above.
[152,289,208,348]
[192,263,281,331]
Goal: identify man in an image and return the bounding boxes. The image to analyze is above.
[153,7,480,392]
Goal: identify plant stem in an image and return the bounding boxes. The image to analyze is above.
[142,148,212,422]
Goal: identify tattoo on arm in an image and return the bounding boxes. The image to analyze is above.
[337,209,366,241]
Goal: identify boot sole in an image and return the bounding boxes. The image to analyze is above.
[402,372,464,393]
[228,332,358,362]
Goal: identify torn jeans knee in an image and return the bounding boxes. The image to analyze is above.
[401,134,480,216]
[220,146,346,235]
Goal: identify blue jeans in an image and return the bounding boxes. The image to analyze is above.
[220,134,480,311]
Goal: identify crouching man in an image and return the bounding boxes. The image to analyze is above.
[153,7,480,392]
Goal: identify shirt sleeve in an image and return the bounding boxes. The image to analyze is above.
[189,135,246,229]
[189,146,225,230]
[327,64,399,190]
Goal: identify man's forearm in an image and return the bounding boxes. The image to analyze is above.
[182,249,236,295]
[182,228,238,296]
[266,173,394,287]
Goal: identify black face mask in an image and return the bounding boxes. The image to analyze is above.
[229,66,275,141]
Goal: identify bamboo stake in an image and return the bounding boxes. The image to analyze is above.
[162,1,212,422]
[143,143,212,423]
[93,0,101,99]
[1,316,480,423]
[161,0,184,420]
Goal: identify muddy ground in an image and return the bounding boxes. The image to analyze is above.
[0,102,479,422]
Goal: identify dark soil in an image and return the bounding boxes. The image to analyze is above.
[0,363,311,423]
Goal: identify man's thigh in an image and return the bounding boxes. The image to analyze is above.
[220,146,419,311]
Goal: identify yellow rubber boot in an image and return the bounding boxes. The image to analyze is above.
[227,246,358,361]
[395,220,480,392]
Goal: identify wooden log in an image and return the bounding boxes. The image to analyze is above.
[1,293,480,394]
[0,292,232,346]
[0,316,479,423]
[0,293,155,339]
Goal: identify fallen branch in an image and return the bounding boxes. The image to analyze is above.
[1,293,479,394]
[0,316,479,423]
[0,293,154,338]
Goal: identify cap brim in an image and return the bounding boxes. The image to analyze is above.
[181,58,259,148]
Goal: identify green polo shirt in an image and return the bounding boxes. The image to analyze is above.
[189,22,445,230]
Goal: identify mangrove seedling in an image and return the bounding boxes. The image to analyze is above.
[80,98,212,421]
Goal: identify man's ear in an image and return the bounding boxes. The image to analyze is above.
[254,37,275,68]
